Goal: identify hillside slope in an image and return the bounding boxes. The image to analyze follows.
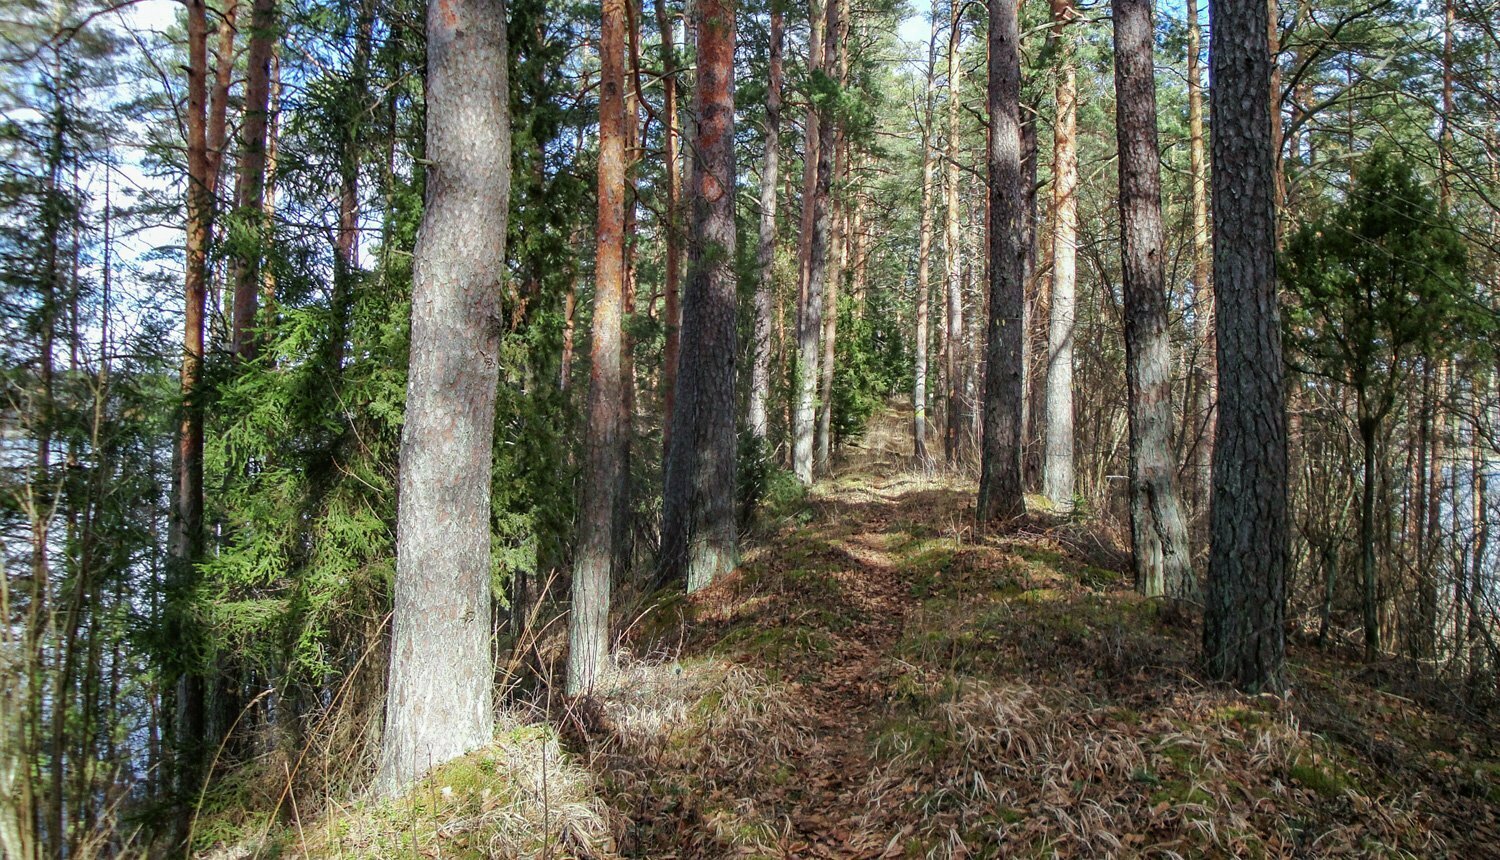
[231,408,1500,859]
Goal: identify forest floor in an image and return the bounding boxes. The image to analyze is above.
[220,406,1500,859]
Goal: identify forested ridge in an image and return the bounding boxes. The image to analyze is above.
[2,0,1499,855]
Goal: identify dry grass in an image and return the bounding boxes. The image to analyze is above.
[238,714,615,860]
[580,650,816,857]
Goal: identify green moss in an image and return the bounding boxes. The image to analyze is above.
[1150,782,1215,807]
[719,624,833,662]
[872,715,953,761]
[1289,755,1356,799]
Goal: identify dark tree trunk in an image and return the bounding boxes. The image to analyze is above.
[814,0,850,475]
[977,0,1025,524]
[376,0,510,793]
[1113,0,1194,599]
[1202,0,1289,692]
[1359,415,1379,660]
[660,0,738,591]
[748,4,782,441]
[656,0,682,456]
[568,0,628,695]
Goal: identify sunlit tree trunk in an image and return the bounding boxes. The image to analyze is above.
[231,0,277,358]
[815,5,849,474]
[377,0,510,792]
[568,0,628,695]
[1203,0,1288,692]
[1186,0,1214,518]
[942,0,965,464]
[170,0,213,838]
[792,0,827,483]
[977,0,1025,523]
[913,15,938,464]
[1113,0,1194,599]
[1042,0,1076,510]
[748,4,782,442]
[660,0,738,591]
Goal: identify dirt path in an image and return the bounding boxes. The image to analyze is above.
[769,480,920,858]
[591,405,1500,859]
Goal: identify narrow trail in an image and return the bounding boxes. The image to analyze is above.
[587,404,1500,859]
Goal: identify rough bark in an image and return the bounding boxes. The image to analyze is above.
[1202,0,1289,692]
[816,5,852,477]
[1042,0,1077,510]
[977,0,1026,524]
[815,8,849,475]
[660,0,738,591]
[376,0,510,793]
[1113,0,1194,600]
[913,13,939,464]
[568,0,628,696]
[231,0,277,358]
[942,0,965,464]
[749,4,783,441]
[792,0,827,483]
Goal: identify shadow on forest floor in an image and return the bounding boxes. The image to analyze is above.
[211,405,1500,859]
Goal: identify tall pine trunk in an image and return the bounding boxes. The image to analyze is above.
[1042,0,1076,510]
[942,0,965,464]
[913,12,939,464]
[977,0,1025,524]
[792,0,827,483]
[376,0,510,793]
[1202,0,1289,692]
[656,0,682,456]
[814,0,850,475]
[749,5,783,442]
[1186,0,1214,520]
[231,0,277,358]
[660,0,738,591]
[170,0,212,838]
[568,0,628,695]
[1113,0,1194,599]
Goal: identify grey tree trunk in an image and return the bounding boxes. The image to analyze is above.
[913,11,940,465]
[942,0,965,464]
[792,0,828,483]
[660,0,738,592]
[977,0,1025,524]
[1113,0,1194,600]
[1202,0,1289,693]
[1042,0,1077,510]
[748,5,783,441]
[567,0,628,696]
[376,0,510,793]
